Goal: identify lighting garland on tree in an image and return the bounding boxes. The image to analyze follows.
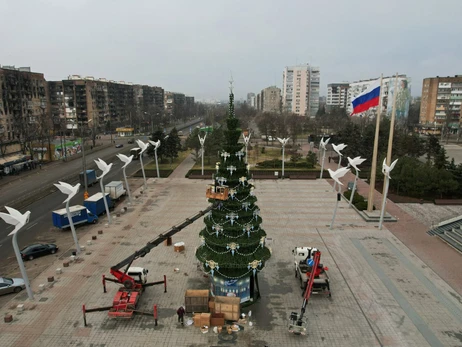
[196,80,271,299]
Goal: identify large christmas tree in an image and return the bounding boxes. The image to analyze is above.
[196,81,271,304]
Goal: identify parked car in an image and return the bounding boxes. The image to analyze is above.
[20,243,59,261]
[0,277,25,295]
[127,139,134,144]
[115,144,123,148]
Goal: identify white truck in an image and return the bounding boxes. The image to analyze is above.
[292,247,331,297]
[104,181,126,201]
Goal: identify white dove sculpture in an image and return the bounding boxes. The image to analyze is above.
[277,137,290,146]
[54,181,82,253]
[332,143,347,156]
[328,167,350,187]
[135,139,150,154]
[347,156,367,172]
[382,158,398,179]
[0,206,31,236]
[94,158,113,179]
[148,140,161,150]
[54,181,81,203]
[116,153,134,169]
[320,137,330,150]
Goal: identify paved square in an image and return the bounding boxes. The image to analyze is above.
[1,156,462,347]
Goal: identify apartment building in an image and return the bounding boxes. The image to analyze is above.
[326,83,349,112]
[164,91,185,116]
[0,66,47,143]
[420,75,462,132]
[346,75,409,115]
[256,86,281,113]
[247,93,256,108]
[282,64,320,117]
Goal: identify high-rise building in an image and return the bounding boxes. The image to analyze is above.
[247,93,256,108]
[347,75,408,115]
[282,64,320,117]
[326,83,349,112]
[0,66,48,143]
[257,86,281,113]
[420,75,462,132]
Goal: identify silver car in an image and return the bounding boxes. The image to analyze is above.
[0,277,26,295]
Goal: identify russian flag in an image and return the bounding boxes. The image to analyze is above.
[351,80,381,116]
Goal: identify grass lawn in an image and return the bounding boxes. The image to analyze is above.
[144,150,190,171]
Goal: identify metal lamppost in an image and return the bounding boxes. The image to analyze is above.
[94,158,113,223]
[116,154,134,203]
[148,140,161,178]
[319,137,330,179]
[347,156,366,208]
[277,137,290,178]
[243,132,251,164]
[379,158,398,230]
[328,167,350,229]
[0,207,34,300]
[199,134,207,176]
[54,182,82,254]
[135,139,150,189]
[332,143,347,191]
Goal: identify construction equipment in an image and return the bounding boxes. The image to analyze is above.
[289,249,331,335]
[82,205,213,325]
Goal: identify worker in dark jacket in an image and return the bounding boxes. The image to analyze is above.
[177,306,185,325]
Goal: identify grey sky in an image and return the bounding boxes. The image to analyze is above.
[2,0,461,100]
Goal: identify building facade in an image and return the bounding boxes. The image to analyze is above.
[282,64,320,117]
[257,86,281,113]
[326,83,349,112]
[420,75,462,133]
[246,92,256,108]
[346,75,409,116]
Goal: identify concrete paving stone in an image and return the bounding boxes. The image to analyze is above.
[1,160,462,346]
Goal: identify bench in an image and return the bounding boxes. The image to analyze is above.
[252,174,278,179]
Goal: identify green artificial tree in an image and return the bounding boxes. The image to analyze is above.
[196,81,271,304]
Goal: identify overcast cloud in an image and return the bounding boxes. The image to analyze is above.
[1,0,461,100]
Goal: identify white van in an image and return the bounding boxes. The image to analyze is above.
[127,267,148,284]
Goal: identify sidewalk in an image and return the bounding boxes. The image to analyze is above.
[1,153,462,346]
[302,142,462,295]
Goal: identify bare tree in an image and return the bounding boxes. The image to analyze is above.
[37,107,54,162]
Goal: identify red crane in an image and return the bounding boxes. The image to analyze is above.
[82,205,213,325]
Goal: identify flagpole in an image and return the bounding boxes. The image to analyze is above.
[382,73,399,208]
[366,74,383,212]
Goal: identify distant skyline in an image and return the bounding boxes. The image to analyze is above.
[1,0,461,100]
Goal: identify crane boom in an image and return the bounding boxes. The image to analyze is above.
[109,205,214,288]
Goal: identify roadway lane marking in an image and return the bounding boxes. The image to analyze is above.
[26,222,38,230]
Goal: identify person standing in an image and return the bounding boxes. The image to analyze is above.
[177,306,185,325]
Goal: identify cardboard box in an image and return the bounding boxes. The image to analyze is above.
[210,313,225,326]
[200,313,211,327]
[208,300,215,312]
[214,296,240,321]
[193,313,201,327]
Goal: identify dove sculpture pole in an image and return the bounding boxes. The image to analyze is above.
[319,137,329,179]
[95,158,113,223]
[116,154,133,203]
[54,182,82,254]
[332,143,347,191]
[277,137,290,178]
[199,134,206,176]
[379,158,398,230]
[0,207,34,300]
[148,140,161,178]
[347,157,366,208]
[328,167,350,229]
[135,140,150,189]
[243,132,251,164]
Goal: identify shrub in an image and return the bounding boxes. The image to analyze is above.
[343,190,374,210]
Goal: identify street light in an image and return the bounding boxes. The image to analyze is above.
[54,181,82,254]
[0,207,34,300]
[277,137,290,178]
